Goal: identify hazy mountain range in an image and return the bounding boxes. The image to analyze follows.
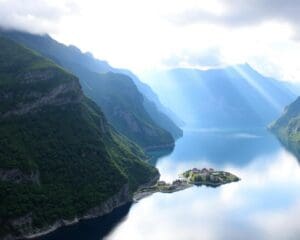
[142,64,296,128]
[0,30,183,149]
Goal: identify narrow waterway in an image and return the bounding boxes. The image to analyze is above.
[38,128,300,240]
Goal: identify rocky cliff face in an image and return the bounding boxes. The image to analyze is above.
[2,80,82,118]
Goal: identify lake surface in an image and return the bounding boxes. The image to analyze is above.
[38,128,300,240]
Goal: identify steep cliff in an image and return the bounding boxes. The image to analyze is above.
[0,37,158,239]
[0,30,181,149]
[80,71,175,149]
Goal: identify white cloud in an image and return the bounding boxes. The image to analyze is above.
[0,0,78,34]
[1,0,300,82]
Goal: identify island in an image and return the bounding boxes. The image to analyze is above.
[182,168,240,186]
[134,168,240,201]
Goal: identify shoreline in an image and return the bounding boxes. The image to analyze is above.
[23,184,131,239]
[4,173,160,240]
[133,169,240,202]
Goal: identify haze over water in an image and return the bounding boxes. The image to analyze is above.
[105,128,300,240]
[36,128,300,240]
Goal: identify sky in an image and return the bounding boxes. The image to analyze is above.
[1,0,300,82]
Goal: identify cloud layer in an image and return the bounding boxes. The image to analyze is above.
[163,48,223,68]
[172,0,300,37]
[0,0,78,33]
[1,0,300,82]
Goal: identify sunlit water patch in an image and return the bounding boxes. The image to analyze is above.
[105,129,300,240]
[36,128,300,240]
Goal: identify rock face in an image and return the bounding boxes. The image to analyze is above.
[0,37,158,239]
[2,81,82,118]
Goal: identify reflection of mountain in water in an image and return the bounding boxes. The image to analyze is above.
[147,147,175,165]
[165,128,281,167]
[34,128,296,240]
[35,204,132,240]
[275,137,300,164]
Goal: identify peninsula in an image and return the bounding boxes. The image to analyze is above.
[134,168,240,201]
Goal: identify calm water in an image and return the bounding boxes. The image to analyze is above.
[38,128,300,240]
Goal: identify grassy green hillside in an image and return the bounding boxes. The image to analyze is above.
[0,37,158,238]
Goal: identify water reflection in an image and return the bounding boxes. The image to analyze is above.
[156,128,281,181]
[275,136,300,164]
[167,128,279,165]
[146,147,174,165]
[106,129,300,240]
[35,203,132,240]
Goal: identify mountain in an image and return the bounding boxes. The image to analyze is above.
[269,97,300,141]
[0,30,182,147]
[142,64,296,128]
[0,37,158,239]
[117,68,185,128]
[73,70,175,149]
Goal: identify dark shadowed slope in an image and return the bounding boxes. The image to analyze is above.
[0,37,158,239]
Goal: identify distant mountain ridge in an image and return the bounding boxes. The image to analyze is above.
[0,37,158,239]
[0,29,182,149]
[142,64,296,128]
[116,68,185,128]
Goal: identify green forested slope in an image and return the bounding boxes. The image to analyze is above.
[0,37,158,238]
[0,30,180,149]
